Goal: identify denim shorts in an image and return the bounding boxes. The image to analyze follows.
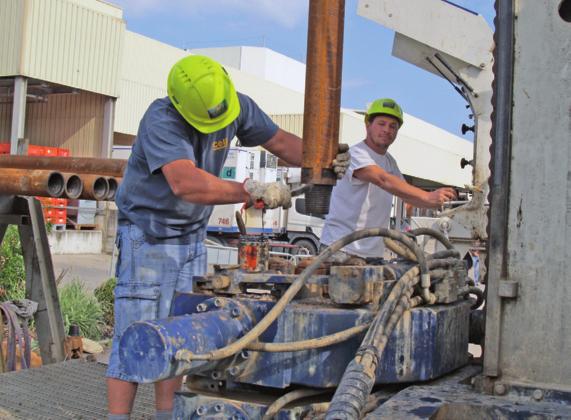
[106,223,207,381]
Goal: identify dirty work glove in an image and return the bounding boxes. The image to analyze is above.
[332,143,350,179]
[243,179,292,209]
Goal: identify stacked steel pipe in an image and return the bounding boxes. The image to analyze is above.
[0,156,126,201]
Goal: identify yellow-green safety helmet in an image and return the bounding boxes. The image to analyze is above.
[365,98,403,126]
[167,55,240,134]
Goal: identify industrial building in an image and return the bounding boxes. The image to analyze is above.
[0,0,472,253]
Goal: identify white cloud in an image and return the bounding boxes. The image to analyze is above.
[110,0,308,28]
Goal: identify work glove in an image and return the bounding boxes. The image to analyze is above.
[243,179,292,209]
[332,143,350,179]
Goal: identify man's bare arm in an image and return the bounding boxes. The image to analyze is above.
[162,159,249,204]
[262,128,303,167]
[354,165,457,208]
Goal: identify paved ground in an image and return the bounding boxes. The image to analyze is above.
[52,253,114,292]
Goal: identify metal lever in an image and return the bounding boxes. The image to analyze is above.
[461,123,475,135]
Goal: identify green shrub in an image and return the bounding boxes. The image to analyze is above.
[58,280,104,340]
[0,225,26,301]
[94,277,116,328]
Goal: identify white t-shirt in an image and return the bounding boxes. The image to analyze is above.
[320,140,403,258]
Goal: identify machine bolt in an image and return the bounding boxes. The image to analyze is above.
[532,389,544,401]
[214,298,224,308]
[196,406,207,415]
[494,382,507,396]
[214,403,224,412]
[211,371,222,380]
[240,350,250,359]
[196,303,207,313]
[231,308,241,318]
[227,366,240,377]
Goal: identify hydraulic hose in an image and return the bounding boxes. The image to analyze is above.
[326,276,417,420]
[176,228,428,363]
[262,389,328,420]
[409,227,455,250]
[246,323,370,352]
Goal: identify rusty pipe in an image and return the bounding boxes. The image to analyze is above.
[301,0,345,214]
[79,175,109,201]
[106,177,120,201]
[0,155,127,177]
[0,168,65,197]
[61,173,83,199]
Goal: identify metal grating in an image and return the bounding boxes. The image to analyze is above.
[0,360,155,419]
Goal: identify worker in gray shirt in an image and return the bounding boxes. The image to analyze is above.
[107,55,349,419]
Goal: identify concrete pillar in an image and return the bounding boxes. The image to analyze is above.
[101,96,116,158]
[10,76,28,155]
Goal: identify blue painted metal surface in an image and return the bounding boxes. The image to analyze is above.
[122,289,470,386]
[119,297,253,383]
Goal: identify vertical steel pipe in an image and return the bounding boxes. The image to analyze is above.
[0,168,64,197]
[301,0,345,214]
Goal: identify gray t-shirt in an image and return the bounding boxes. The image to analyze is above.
[115,93,278,239]
[320,140,403,258]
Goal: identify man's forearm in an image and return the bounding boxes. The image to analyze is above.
[179,174,249,205]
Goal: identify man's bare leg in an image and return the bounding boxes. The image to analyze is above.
[155,376,184,411]
[107,378,137,415]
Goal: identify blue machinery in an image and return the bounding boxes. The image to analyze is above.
[119,228,480,418]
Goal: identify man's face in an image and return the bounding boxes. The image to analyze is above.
[365,114,400,153]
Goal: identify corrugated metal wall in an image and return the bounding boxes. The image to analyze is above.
[269,114,304,137]
[0,91,105,157]
[0,0,23,76]
[9,0,125,97]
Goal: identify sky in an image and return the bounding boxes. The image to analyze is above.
[108,0,495,137]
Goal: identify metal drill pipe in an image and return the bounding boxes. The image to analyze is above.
[79,175,108,201]
[0,155,127,177]
[0,168,65,197]
[105,177,120,201]
[62,173,83,200]
[301,0,345,213]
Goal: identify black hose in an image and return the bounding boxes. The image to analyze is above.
[326,268,419,419]
[409,227,455,250]
[176,228,427,363]
[427,249,461,260]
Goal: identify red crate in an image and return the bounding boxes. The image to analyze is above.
[0,143,9,154]
[27,145,45,156]
[58,148,70,157]
[44,147,58,157]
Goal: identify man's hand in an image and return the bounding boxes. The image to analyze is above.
[244,180,292,209]
[426,187,457,207]
[332,143,350,179]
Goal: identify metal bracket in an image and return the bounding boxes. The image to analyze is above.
[498,280,518,298]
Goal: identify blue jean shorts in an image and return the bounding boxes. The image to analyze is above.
[106,223,207,381]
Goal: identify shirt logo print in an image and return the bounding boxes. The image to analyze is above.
[212,137,229,151]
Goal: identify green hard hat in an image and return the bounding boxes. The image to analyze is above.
[167,55,240,134]
[365,98,404,126]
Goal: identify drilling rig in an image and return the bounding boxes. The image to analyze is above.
[116,1,571,418]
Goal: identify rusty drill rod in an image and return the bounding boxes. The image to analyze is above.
[0,155,127,177]
[0,168,65,197]
[79,175,108,201]
[105,177,120,201]
[62,173,83,199]
[301,0,345,214]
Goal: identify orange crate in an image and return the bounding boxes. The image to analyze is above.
[58,148,70,157]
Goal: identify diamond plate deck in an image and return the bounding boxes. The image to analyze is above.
[0,360,155,419]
